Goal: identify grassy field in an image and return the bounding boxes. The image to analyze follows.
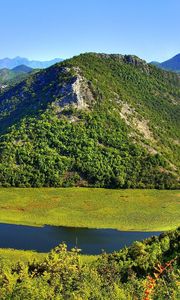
[0,248,97,265]
[0,188,179,231]
[0,248,45,264]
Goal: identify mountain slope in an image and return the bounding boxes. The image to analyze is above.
[0,56,63,69]
[0,68,16,84]
[0,65,35,90]
[151,54,180,73]
[160,54,180,72]
[0,53,179,188]
[12,65,33,73]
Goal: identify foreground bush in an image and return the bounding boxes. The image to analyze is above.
[0,228,179,299]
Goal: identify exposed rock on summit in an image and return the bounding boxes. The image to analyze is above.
[55,67,94,110]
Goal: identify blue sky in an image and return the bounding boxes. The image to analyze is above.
[0,0,179,62]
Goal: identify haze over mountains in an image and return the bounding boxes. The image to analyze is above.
[12,65,33,73]
[0,56,63,69]
[0,52,179,189]
[151,53,180,73]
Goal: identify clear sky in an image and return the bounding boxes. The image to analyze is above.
[0,0,179,62]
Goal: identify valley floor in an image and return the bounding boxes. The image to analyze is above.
[0,188,179,231]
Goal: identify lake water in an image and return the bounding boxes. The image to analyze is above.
[0,223,162,254]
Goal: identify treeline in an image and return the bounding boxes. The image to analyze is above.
[0,228,179,299]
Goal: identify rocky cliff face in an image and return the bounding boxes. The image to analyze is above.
[53,67,94,110]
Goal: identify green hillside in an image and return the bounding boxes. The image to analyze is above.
[0,68,25,86]
[0,66,34,89]
[0,53,179,188]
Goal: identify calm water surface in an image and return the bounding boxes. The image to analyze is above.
[0,223,162,254]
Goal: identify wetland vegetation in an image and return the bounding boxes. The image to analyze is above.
[0,188,179,231]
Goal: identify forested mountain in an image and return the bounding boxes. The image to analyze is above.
[0,56,63,69]
[0,53,179,188]
[12,64,33,73]
[151,54,180,73]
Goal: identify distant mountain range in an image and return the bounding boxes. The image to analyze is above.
[1,54,179,72]
[151,54,180,73]
[0,56,63,69]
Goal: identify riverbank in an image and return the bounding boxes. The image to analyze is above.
[0,188,179,231]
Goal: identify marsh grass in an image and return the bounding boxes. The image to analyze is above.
[0,188,179,231]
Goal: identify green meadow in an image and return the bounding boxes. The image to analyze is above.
[0,248,45,264]
[0,188,179,231]
[0,248,97,266]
